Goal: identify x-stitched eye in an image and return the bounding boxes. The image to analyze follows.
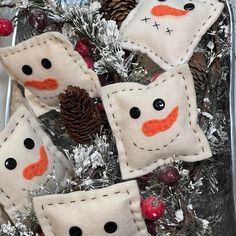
[141,17,151,23]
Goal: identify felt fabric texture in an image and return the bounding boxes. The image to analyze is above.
[101,64,212,180]
[33,181,148,236]
[0,105,73,222]
[0,32,101,107]
[120,0,224,70]
[25,90,59,116]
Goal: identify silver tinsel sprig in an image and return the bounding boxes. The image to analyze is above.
[64,133,120,191]
[0,221,34,236]
[1,0,150,83]
[0,0,46,9]
[50,1,131,78]
[141,160,219,236]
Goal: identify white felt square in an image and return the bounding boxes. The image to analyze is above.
[0,32,101,108]
[120,0,224,70]
[33,181,148,236]
[101,64,212,179]
[0,106,73,222]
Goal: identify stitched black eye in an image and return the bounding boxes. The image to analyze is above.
[5,158,17,170]
[41,58,52,69]
[184,3,195,10]
[158,0,166,1]
[69,226,82,236]
[130,107,141,119]
[24,138,35,150]
[153,98,165,111]
[104,222,118,233]
[22,65,33,75]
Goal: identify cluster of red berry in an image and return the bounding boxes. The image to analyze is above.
[0,18,13,37]
[75,39,94,69]
[141,166,180,221]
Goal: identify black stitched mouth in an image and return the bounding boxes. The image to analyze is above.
[133,133,180,152]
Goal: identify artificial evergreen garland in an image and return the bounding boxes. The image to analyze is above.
[0,0,233,235]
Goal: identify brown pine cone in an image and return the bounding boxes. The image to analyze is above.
[189,52,208,94]
[58,86,101,144]
[102,0,136,27]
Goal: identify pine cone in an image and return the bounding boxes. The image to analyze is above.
[58,86,101,144]
[102,0,136,27]
[189,52,207,94]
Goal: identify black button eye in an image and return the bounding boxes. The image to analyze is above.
[5,158,17,170]
[41,58,52,69]
[22,65,33,75]
[153,98,165,111]
[130,107,141,119]
[184,3,195,10]
[158,0,166,1]
[104,222,117,233]
[24,138,35,150]
[69,226,82,236]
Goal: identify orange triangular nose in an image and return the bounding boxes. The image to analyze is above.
[142,107,179,137]
[151,5,188,17]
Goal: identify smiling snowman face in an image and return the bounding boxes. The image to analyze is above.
[33,181,148,236]
[120,0,224,70]
[0,32,101,107]
[101,65,211,179]
[0,106,73,222]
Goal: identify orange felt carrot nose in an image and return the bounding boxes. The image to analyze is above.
[151,5,188,17]
[142,106,179,137]
[24,78,58,90]
[23,145,49,180]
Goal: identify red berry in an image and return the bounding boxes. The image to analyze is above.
[96,102,104,111]
[28,10,48,32]
[83,57,94,69]
[141,196,165,221]
[157,166,180,186]
[75,40,90,57]
[0,18,13,36]
[150,72,161,82]
[145,219,157,235]
[80,38,94,48]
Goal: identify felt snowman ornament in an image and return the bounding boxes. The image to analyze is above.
[120,0,224,70]
[33,181,148,236]
[0,32,101,115]
[101,64,212,179]
[0,105,73,222]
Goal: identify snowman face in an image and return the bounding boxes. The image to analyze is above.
[33,181,148,236]
[0,106,72,221]
[101,65,211,179]
[120,0,224,70]
[0,32,101,106]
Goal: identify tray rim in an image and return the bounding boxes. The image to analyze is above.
[3,13,18,127]
[229,0,236,225]
[3,1,236,229]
